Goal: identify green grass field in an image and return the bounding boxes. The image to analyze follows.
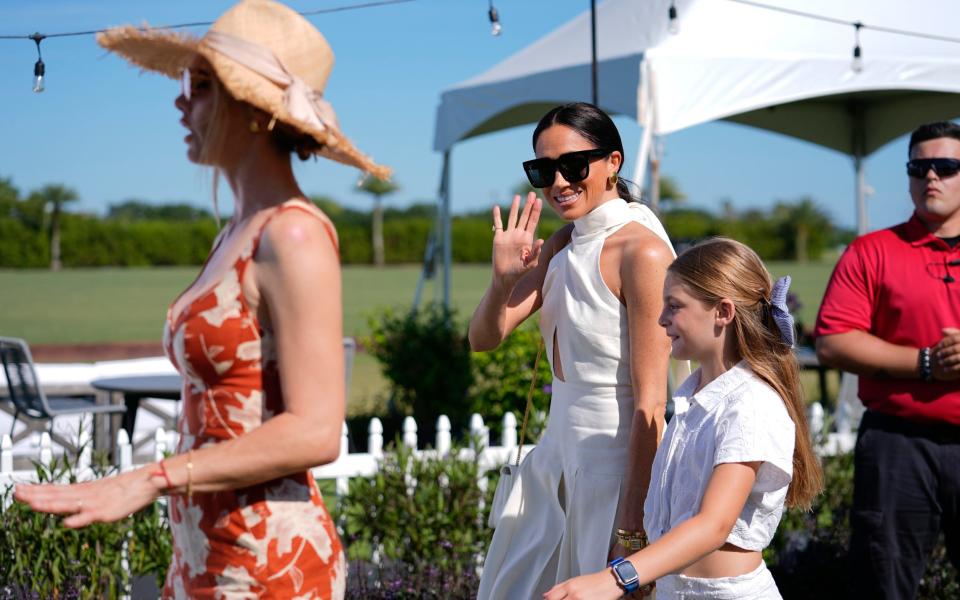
[0,259,839,412]
[0,261,833,343]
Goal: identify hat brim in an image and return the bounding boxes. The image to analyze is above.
[97,25,391,180]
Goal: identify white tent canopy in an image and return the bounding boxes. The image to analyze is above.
[434,0,960,215]
[644,0,960,152]
[428,0,960,306]
[436,0,960,152]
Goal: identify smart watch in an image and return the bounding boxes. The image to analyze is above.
[608,557,640,593]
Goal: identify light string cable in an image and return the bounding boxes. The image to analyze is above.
[0,0,417,92]
[665,0,960,58]
[725,0,960,45]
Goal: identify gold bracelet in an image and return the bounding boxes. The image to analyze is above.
[616,528,649,551]
[186,450,194,500]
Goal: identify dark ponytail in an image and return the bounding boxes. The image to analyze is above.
[532,102,643,203]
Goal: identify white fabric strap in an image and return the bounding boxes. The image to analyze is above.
[203,30,339,134]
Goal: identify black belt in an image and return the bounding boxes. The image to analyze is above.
[862,409,960,444]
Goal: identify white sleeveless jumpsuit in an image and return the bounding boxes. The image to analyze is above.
[478,198,676,599]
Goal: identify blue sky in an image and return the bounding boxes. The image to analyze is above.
[0,0,938,231]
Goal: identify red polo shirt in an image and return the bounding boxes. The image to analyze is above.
[815,212,960,425]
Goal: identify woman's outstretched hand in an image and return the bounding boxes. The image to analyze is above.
[491,192,544,289]
[13,465,163,528]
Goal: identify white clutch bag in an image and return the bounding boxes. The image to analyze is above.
[488,339,543,529]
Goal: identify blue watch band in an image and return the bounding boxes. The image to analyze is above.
[608,557,640,593]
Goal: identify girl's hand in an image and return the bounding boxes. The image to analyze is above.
[13,465,163,528]
[491,192,544,289]
[544,570,623,600]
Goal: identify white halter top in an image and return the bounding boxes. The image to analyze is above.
[539,199,676,388]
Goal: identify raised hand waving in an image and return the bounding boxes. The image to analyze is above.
[491,192,544,289]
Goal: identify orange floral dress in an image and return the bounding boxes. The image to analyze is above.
[161,201,345,599]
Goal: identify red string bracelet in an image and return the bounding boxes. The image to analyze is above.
[150,459,175,491]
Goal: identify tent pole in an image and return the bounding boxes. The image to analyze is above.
[633,95,654,192]
[851,102,868,235]
[649,136,662,211]
[590,0,598,105]
[441,150,453,308]
[854,154,868,235]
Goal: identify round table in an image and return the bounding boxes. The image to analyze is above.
[91,374,182,438]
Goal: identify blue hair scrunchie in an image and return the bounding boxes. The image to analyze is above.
[768,276,795,347]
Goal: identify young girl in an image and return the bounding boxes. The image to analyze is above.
[545,238,823,600]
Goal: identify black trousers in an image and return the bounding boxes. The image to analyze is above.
[850,410,960,600]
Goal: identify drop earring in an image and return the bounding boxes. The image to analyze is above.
[608,172,618,187]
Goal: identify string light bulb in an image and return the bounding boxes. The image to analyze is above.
[668,1,679,35]
[488,1,502,37]
[29,33,45,93]
[851,22,863,73]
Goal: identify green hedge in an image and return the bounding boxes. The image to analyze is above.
[59,215,220,267]
[0,184,853,267]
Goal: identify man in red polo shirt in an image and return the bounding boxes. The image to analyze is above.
[815,121,960,599]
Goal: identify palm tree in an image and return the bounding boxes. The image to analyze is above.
[29,184,78,271]
[658,175,686,210]
[357,177,399,267]
[774,197,833,263]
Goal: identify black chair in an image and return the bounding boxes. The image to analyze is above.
[0,336,126,452]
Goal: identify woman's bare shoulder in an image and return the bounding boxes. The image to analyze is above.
[616,221,673,265]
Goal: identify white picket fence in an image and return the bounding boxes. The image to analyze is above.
[0,412,533,499]
[0,388,862,498]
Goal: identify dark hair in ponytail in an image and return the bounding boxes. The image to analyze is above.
[532,102,642,203]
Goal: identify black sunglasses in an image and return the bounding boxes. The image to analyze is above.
[906,158,960,179]
[523,148,612,188]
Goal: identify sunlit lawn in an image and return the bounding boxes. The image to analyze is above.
[0,259,838,411]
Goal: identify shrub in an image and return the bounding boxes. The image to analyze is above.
[339,437,493,598]
[345,559,481,600]
[0,447,171,598]
[469,322,552,442]
[366,303,473,434]
[0,219,47,268]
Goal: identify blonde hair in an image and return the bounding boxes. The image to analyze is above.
[196,75,324,224]
[668,237,823,509]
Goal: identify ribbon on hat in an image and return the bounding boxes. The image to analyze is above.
[202,30,340,135]
[768,275,795,347]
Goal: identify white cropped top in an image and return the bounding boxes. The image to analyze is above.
[643,361,796,551]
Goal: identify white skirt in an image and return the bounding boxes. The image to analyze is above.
[478,378,634,600]
[657,562,781,600]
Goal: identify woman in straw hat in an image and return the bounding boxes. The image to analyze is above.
[15,1,389,597]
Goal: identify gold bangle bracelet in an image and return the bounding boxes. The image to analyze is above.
[616,527,647,539]
[616,536,648,551]
[615,528,649,551]
[186,450,194,500]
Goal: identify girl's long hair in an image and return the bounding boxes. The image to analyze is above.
[668,237,823,509]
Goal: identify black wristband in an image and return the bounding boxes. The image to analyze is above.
[918,347,934,382]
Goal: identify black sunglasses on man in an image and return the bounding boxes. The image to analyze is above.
[906,158,960,179]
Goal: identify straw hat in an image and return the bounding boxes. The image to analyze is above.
[97,0,391,179]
